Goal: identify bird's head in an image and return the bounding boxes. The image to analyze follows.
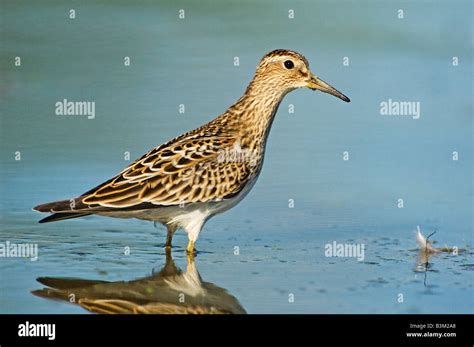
[254,49,350,102]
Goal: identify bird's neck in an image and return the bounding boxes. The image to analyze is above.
[226,80,289,150]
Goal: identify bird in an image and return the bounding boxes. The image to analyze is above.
[32,249,246,314]
[33,49,350,254]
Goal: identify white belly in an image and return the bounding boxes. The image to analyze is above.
[96,174,259,241]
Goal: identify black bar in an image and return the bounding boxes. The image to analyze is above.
[0,314,472,345]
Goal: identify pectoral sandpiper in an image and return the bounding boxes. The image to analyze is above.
[34,49,350,254]
[32,249,246,314]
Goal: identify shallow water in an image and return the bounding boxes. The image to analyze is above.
[0,0,473,313]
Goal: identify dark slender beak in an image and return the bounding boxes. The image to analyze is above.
[307,73,350,102]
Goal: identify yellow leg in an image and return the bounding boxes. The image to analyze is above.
[186,252,195,263]
[186,240,195,254]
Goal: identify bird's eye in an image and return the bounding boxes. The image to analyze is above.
[284,60,294,69]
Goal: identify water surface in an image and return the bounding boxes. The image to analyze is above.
[1,0,472,313]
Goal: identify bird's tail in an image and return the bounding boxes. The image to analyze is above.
[33,199,91,223]
[37,212,91,223]
[31,277,109,302]
[33,199,74,213]
[36,277,107,289]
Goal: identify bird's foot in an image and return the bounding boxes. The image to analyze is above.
[186,252,196,264]
[186,240,197,257]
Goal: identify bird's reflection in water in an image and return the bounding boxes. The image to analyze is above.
[32,251,246,314]
[415,249,434,272]
[414,249,437,287]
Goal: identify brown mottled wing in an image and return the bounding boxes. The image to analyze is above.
[80,134,254,208]
[78,299,232,314]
